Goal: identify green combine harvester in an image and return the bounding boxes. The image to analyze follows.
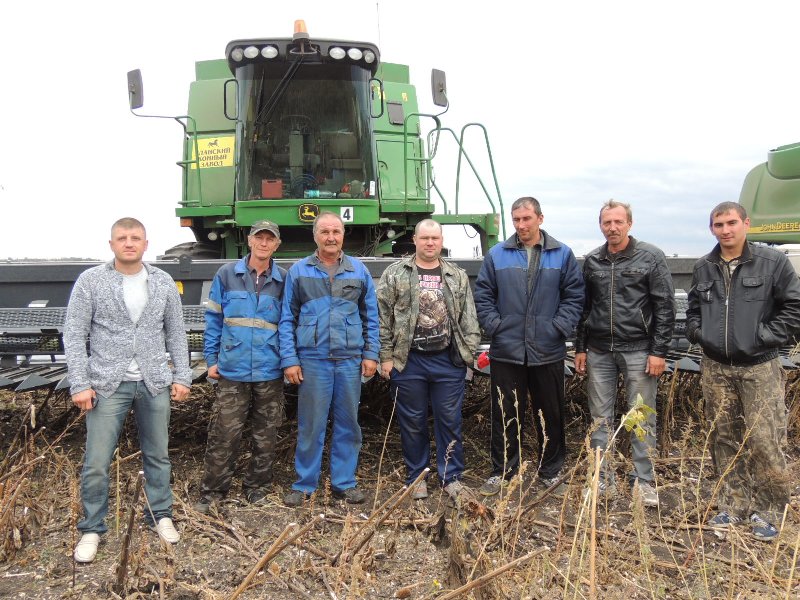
[128,20,503,259]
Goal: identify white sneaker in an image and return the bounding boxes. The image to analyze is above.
[74,533,100,563]
[154,517,180,543]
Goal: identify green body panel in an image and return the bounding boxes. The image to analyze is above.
[234,199,379,226]
[184,76,236,208]
[195,59,232,81]
[739,142,800,243]
[176,206,232,217]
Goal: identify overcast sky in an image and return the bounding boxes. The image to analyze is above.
[2,0,799,260]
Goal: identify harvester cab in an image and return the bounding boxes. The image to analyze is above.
[128,20,503,260]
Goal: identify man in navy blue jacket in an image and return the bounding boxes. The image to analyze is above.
[279,212,380,506]
[195,220,286,513]
[474,197,584,496]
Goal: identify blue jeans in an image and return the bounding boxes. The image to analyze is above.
[78,381,172,534]
[586,349,657,483]
[293,357,362,493]
[390,350,466,486]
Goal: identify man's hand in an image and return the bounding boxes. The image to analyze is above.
[645,355,666,377]
[207,364,220,380]
[285,365,303,385]
[380,360,393,379]
[362,359,378,378]
[171,383,191,402]
[72,389,96,411]
[574,352,587,375]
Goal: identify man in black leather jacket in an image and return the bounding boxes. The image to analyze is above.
[686,201,800,541]
[575,200,675,507]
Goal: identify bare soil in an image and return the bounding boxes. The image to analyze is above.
[0,371,798,599]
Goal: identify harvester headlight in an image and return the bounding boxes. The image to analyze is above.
[231,48,244,62]
[386,228,396,239]
[261,45,278,59]
[207,231,219,241]
[244,46,259,59]
[329,47,346,60]
[363,50,376,64]
[347,48,363,61]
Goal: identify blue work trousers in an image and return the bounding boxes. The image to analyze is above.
[390,350,466,486]
[586,348,657,483]
[79,381,172,534]
[293,357,362,493]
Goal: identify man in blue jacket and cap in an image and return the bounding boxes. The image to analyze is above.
[195,220,286,513]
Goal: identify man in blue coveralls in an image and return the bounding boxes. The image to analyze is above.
[279,211,380,506]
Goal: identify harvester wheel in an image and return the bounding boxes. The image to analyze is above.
[158,241,221,260]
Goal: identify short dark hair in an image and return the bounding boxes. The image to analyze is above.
[599,199,632,223]
[312,211,345,234]
[414,219,442,236]
[511,196,542,216]
[709,202,747,226]
[111,217,146,238]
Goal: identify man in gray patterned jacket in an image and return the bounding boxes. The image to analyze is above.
[377,219,480,500]
[64,217,192,563]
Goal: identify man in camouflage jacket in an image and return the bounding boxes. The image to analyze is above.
[377,219,481,500]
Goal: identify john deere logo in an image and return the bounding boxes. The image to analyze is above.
[299,204,319,222]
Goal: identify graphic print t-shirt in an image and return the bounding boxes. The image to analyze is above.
[411,265,451,352]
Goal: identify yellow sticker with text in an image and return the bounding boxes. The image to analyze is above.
[190,136,235,169]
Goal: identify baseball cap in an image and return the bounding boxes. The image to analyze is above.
[249,220,280,239]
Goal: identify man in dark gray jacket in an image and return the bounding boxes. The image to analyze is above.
[64,217,192,563]
[687,201,800,541]
[575,200,675,507]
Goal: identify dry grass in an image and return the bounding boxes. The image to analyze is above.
[0,370,797,598]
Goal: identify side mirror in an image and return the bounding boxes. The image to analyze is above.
[127,69,144,110]
[431,69,447,108]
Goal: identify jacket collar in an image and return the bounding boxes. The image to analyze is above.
[104,260,152,276]
[235,254,283,282]
[502,229,560,251]
[598,236,638,261]
[308,251,355,272]
[706,241,753,264]
[398,254,458,276]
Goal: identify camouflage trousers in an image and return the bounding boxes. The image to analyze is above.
[701,357,789,523]
[200,376,284,495]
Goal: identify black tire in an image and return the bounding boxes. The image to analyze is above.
[158,241,221,260]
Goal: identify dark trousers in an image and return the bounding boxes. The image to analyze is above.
[489,359,566,479]
[390,350,466,486]
[200,377,284,495]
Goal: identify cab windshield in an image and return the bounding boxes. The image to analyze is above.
[234,61,375,200]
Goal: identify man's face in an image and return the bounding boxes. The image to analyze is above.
[109,226,148,266]
[314,215,345,258]
[599,206,632,250]
[248,230,280,262]
[414,223,443,262]
[511,204,543,245]
[710,210,750,253]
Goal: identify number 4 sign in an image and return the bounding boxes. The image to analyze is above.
[340,207,354,222]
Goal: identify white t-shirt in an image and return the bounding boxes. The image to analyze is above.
[122,267,149,381]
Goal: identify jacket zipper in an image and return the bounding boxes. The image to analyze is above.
[609,261,615,351]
